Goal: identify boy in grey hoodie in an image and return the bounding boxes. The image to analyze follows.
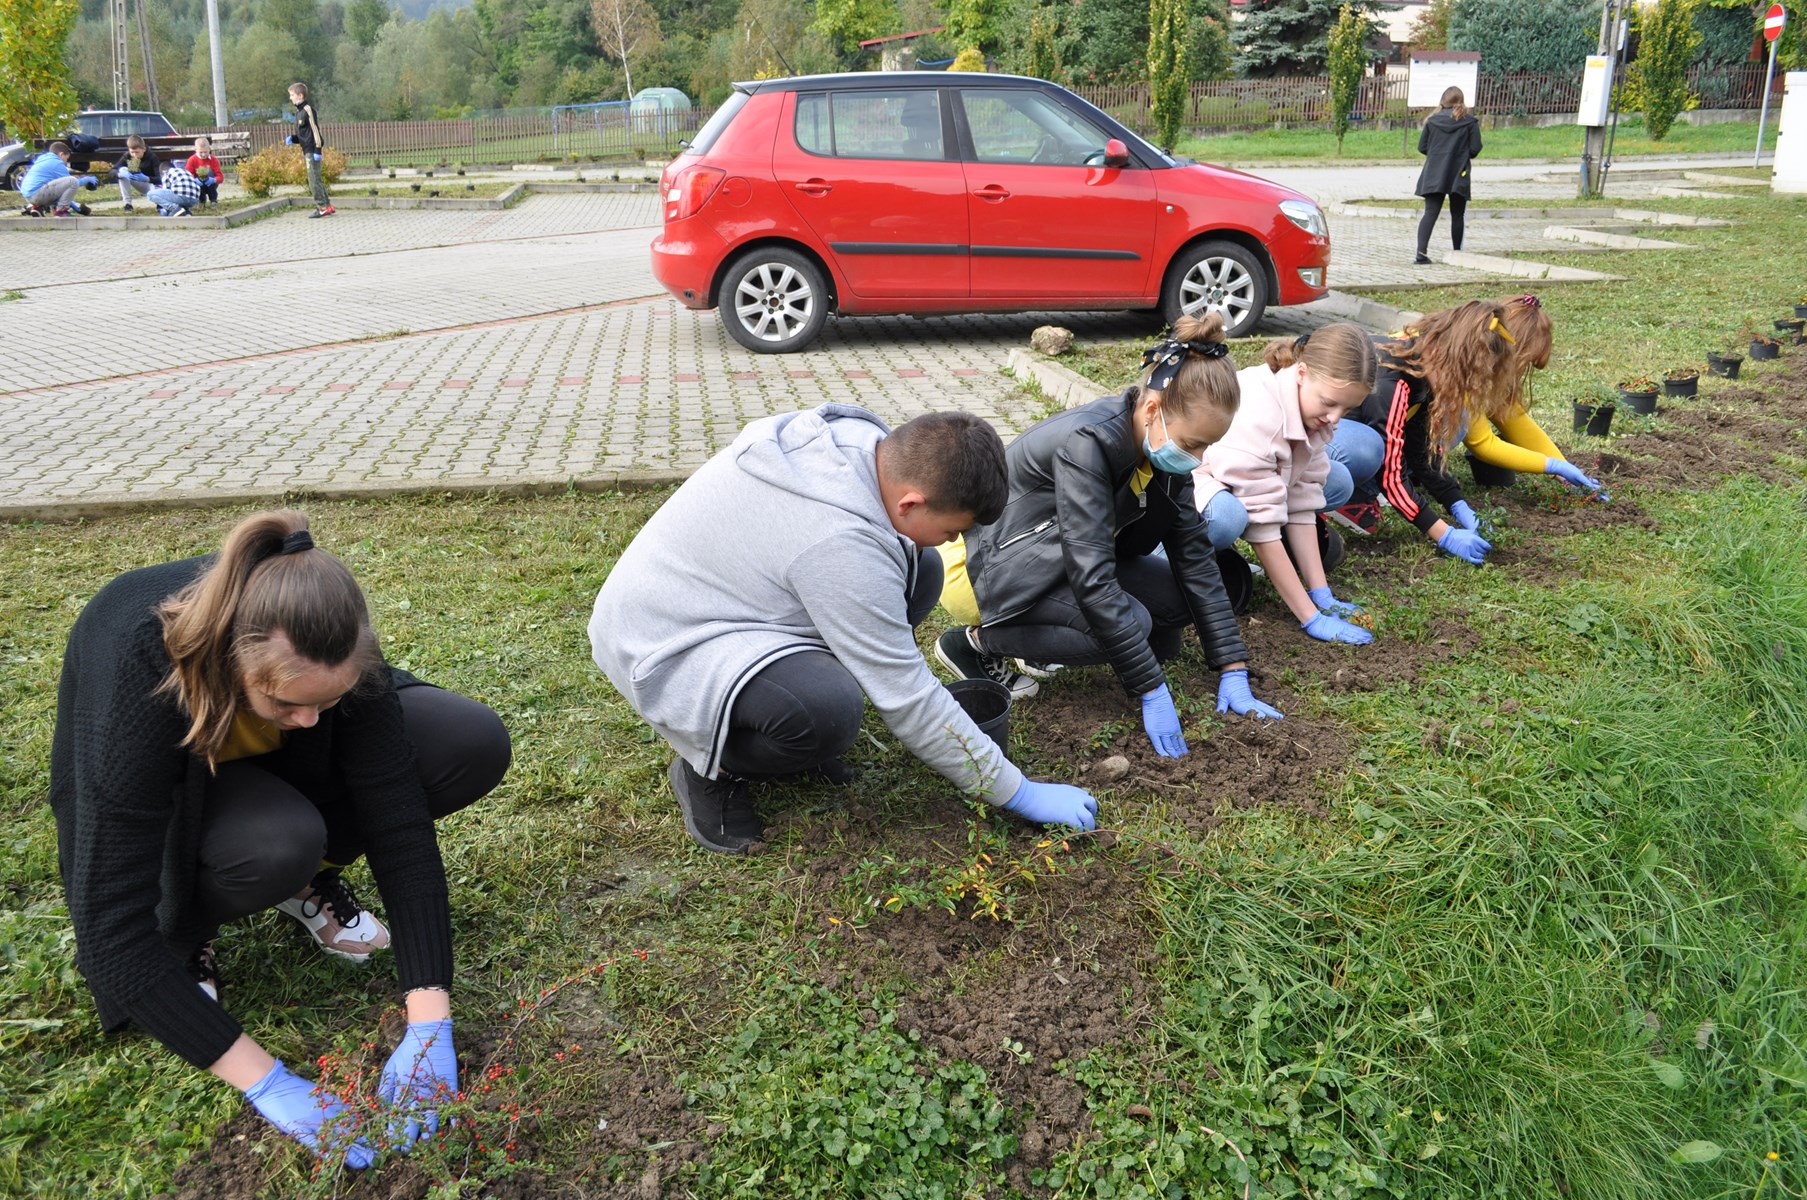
[589,404,1098,853]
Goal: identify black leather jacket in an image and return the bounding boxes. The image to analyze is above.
[966,390,1250,696]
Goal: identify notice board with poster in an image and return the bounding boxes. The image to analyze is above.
[1409,51,1481,108]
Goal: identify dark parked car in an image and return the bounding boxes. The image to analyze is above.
[2,111,249,191]
[651,72,1331,353]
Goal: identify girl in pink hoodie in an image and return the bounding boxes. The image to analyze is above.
[1194,323,1378,644]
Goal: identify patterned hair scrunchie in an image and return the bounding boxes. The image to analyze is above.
[1140,336,1228,391]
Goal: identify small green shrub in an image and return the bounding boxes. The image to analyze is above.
[236,145,348,197]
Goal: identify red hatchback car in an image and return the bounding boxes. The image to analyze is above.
[652,72,1330,353]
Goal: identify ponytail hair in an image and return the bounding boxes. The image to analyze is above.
[157,510,381,765]
[1137,310,1239,424]
[1381,300,1520,459]
[1440,86,1468,122]
[1263,321,1377,391]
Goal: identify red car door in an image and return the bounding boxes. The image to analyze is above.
[771,89,970,300]
[954,87,1158,300]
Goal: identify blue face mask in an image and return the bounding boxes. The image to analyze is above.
[1144,406,1201,474]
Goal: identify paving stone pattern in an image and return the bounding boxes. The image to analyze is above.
[1,157,1748,509]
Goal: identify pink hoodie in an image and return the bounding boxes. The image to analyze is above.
[1194,362,1333,543]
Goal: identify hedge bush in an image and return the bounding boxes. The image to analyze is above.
[236,144,348,197]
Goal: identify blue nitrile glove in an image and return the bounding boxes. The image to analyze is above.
[78,175,97,189]
[1306,586,1364,618]
[244,1060,375,1167]
[1437,526,1492,565]
[1302,610,1374,645]
[312,152,323,162]
[1545,459,1602,491]
[285,135,298,146]
[378,1018,458,1145]
[1450,499,1481,531]
[1001,778,1098,830]
[1140,683,1189,757]
[1217,668,1283,719]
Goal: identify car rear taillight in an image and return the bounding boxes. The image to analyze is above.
[666,165,725,221]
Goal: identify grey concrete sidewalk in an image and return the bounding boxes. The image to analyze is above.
[2,161,1750,516]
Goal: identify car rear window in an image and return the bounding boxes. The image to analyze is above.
[687,91,749,155]
[794,91,945,161]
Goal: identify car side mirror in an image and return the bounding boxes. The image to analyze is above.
[1104,139,1130,168]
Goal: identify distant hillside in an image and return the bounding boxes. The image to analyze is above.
[395,0,473,17]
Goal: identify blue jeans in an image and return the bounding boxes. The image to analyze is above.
[1327,420,1385,501]
[146,187,192,215]
[1200,463,1353,549]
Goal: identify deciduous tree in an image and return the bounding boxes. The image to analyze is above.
[1327,2,1370,153]
[1148,0,1193,150]
[591,0,662,97]
[0,0,80,141]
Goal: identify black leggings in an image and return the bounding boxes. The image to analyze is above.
[718,549,942,779]
[191,685,511,932]
[974,552,1187,668]
[1418,192,1467,255]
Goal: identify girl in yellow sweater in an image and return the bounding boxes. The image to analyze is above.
[1461,294,1604,494]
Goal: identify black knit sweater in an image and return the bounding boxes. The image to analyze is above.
[48,557,454,1069]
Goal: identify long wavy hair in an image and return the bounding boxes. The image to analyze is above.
[1382,299,1521,458]
[156,510,381,766]
[1496,293,1554,410]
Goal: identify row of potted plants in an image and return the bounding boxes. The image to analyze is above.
[1573,303,1807,436]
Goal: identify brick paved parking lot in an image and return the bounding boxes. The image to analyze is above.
[0,157,1752,512]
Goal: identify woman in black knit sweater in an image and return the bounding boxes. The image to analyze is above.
[49,510,510,1164]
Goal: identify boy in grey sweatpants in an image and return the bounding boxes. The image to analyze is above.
[588,404,1099,854]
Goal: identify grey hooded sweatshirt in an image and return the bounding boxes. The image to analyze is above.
[589,403,1022,801]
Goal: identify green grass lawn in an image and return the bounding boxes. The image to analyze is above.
[3,187,1807,1199]
[1181,116,1780,163]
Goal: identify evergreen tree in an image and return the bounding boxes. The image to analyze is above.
[1233,0,1383,76]
[1149,0,1192,150]
[1326,2,1369,152]
[1447,0,1600,75]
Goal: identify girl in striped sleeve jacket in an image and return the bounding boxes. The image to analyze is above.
[1350,299,1523,566]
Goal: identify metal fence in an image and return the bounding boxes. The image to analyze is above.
[181,63,1774,164]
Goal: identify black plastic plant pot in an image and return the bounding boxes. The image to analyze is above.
[1620,387,1659,416]
[1776,317,1805,334]
[1750,339,1781,361]
[1706,352,1743,379]
[1215,548,1253,615]
[1464,451,1518,488]
[1795,304,1807,319]
[1574,401,1615,436]
[1663,374,1698,398]
[946,678,1011,746]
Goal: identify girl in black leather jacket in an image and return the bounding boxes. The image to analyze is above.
[936,311,1282,761]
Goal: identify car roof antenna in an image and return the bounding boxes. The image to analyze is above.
[745,17,797,77]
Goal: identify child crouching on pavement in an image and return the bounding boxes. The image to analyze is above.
[18,143,96,217]
[186,137,224,207]
[588,405,1099,856]
[149,163,203,217]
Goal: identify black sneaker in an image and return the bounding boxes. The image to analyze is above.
[1413,253,1433,265]
[668,757,762,854]
[123,203,134,212]
[935,627,1038,700]
[190,940,220,1002]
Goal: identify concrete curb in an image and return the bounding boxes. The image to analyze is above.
[1303,290,1423,330]
[1005,348,1098,409]
[1611,207,1730,227]
[1442,250,1622,281]
[1543,225,1695,250]
[1650,185,1745,200]
[0,469,695,525]
[1683,172,1768,187]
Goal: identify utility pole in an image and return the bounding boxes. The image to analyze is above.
[206,0,228,125]
[1579,0,1615,196]
[135,0,160,112]
[112,0,131,109]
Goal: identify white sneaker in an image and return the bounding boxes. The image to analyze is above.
[275,873,391,963]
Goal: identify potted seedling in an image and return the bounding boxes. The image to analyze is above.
[455,163,466,176]
[1706,337,1744,379]
[410,182,422,193]
[1795,295,1807,319]
[1618,374,1659,416]
[1778,314,1807,345]
[1662,366,1699,398]
[1573,383,1616,436]
[1750,325,1782,362]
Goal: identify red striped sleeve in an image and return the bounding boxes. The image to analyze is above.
[1380,378,1419,521]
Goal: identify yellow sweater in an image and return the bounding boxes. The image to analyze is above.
[217,710,283,762]
[1464,405,1565,473]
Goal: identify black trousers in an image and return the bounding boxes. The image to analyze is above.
[718,548,942,779]
[1418,192,1468,255]
[191,685,511,933]
[974,552,1187,668]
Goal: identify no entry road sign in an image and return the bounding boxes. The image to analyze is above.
[1765,3,1786,40]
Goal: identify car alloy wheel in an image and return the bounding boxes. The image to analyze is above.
[720,247,829,354]
[1162,239,1268,339]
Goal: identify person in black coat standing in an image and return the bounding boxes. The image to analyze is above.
[48,510,511,1166]
[1414,86,1483,264]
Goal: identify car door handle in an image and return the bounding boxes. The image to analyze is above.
[794,180,833,196]
[972,186,1011,201]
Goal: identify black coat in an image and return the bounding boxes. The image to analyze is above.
[1416,110,1482,198]
[965,390,1249,696]
[48,556,453,1068]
